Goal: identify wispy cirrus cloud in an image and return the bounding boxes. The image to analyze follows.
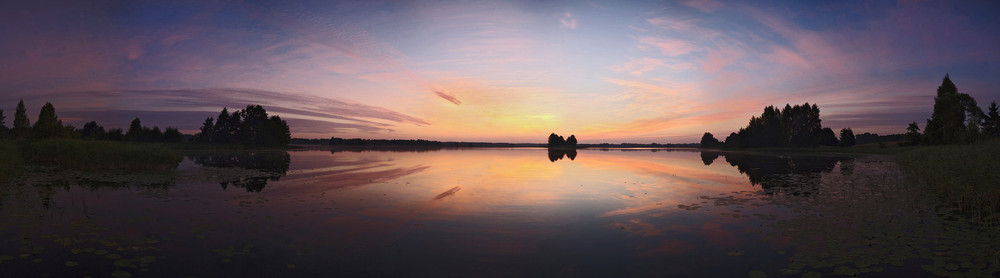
[1,88,429,138]
[433,90,463,105]
[680,0,722,13]
[638,37,700,56]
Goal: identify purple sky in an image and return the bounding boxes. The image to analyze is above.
[2,0,999,143]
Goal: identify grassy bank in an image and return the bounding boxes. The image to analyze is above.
[894,139,1000,222]
[701,141,914,156]
[20,139,183,171]
[0,140,24,182]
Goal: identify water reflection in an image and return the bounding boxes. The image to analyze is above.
[701,151,850,194]
[547,148,577,162]
[3,148,988,277]
[188,151,290,192]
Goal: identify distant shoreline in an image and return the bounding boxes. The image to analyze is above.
[291,138,699,149]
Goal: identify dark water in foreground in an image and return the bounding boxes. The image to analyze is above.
[1,148,997,277]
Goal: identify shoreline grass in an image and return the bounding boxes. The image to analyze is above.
[20,139,183,171]
[704,139,1000,222]
[0,140,24,182]
[893,139,1000,222]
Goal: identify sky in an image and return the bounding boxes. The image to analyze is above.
[2,0,1000,143]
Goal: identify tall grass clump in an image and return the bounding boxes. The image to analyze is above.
[0,140,23,181]
[895,139,1000,224]
[21,139,182,171]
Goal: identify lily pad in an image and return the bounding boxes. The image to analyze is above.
[749,270,767,278]
[65,261,78,267]
[111,270,131,278]
[114,259,133,267]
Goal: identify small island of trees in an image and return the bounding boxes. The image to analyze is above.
[547,133,577,149]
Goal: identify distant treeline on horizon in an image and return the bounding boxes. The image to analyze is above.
[318,136,700,148]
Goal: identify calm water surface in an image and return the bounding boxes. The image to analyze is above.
[1,148,996,277]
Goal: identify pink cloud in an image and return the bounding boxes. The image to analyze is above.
[433,90,462,105]
[613,57,666,76]
[646,17,696,31]
[701,45,745,73]
[559,12,578,29]
[680,0,722,13]
[638,37,699,56]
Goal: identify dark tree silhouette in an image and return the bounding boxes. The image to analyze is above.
[818,127,838,146]
[31,102,64,140]
[151,126,164,142]
[923,74,984,144]
[984,101,1000,137]
[783,103,823,147]
[195,117,215,143]
[903,122,922,146]
[80,121,106,140]
[548,133,566,147]
[547,133,578,148]
[125,118,143,141]
[164,127,184,142]
[839,128,856,147]
[717,103,826,148]
[194,105,291,147]
[0,108,7,139]
[700,132,721,148]
[855,132,881,145]
[724,132,740,148]
[13,99,30,139]
[106,128,125,141]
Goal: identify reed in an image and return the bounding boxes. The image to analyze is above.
[895,139,1000,223]
[20,139,182,171]
[0,140,23,182]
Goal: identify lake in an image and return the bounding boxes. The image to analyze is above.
[1,148,997,277]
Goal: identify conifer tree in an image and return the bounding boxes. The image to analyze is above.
[13,99,30,139]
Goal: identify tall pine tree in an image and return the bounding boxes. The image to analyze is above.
[13,99,30,139]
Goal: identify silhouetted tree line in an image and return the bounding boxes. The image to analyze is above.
[702,103,858,149]
[0,99,181,142]
[329,137,444,146]
[853,132,904,145]
[188,151,290,192]
[194,105,291,147]
[903,75,1000,146]
[547,133,577,148]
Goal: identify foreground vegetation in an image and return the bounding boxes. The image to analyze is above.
[9,139,182,171]
[0,141,22,182]
[895,139,1000,221]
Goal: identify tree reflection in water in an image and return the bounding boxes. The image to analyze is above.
[547,149,577,162]
[702,151,851,195]
[188,151,290,192]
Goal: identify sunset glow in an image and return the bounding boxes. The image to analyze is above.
[2,1,999,143]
